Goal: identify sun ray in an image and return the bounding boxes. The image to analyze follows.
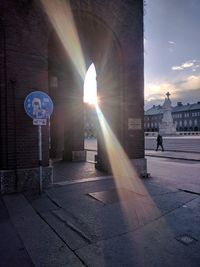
[95,105,160,224]
[41,0,86,80]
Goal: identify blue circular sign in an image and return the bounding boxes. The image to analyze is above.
[24,91,53,119]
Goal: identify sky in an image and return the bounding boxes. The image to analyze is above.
[144,0,200,109]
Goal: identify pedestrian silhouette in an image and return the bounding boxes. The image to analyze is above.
[156,134,164,151]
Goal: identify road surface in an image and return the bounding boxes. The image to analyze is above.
[147,156,200,193]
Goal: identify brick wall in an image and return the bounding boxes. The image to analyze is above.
[0,0,50,171]
[0,0,145,187]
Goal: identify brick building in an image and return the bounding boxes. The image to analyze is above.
[0,0,145,194]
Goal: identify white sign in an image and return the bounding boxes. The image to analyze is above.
[128,118,142,130]
[33,119,47,126]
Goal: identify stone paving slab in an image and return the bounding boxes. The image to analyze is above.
[76,197,200,267]
[151,191,197,213]
[3,194,84,267]
[44,178,198,245]
[41,209,91,250]
[0,196,34,267]
[27,194,92,251]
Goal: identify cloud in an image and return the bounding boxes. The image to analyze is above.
[145,74,200,108]
[145,82,172,101]
[145,82,177,107]
[168,41,175,45]
[179,75,200,90]
[172,60,200,71]
[172,66,183,70]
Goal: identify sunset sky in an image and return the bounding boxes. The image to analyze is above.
[144,0,200,109]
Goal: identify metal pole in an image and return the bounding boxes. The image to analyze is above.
[48,116,51,150]
[38,125,42,193]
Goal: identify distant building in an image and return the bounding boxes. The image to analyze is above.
[144,101,200,132]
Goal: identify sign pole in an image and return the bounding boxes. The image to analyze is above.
[38,125,42,193]
[24,91,54,194]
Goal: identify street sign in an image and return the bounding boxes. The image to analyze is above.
[33,119,47,126]
[24,91,54,194]
[24,91,53,119]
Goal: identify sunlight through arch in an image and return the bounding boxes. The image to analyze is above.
[83,63,98,105]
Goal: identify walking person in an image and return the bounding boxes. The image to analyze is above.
[156,133,164,151]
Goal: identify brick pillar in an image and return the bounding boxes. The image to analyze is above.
[0,2,52,194]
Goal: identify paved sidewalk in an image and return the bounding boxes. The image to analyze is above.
[0,196,34,267]
[145,150,200,161]
[1,150,200,266]
[2,174,200,267]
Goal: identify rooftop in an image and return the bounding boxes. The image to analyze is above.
[145,101,200,116]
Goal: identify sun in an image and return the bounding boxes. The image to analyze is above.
[83,63,98,105]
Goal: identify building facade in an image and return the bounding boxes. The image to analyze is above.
[144,101,200,132]
[0,0,145,194]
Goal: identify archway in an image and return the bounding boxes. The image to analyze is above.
[48,11,122,173]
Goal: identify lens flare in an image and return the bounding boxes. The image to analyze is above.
[41,0,86,80]
[96,105,160,224]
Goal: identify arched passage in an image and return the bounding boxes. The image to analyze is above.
[0,0,146,194]
[48,11,123,172]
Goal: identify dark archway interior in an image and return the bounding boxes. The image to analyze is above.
[48,12,123,173]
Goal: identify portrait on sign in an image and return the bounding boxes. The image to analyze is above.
[24,91,53,120]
